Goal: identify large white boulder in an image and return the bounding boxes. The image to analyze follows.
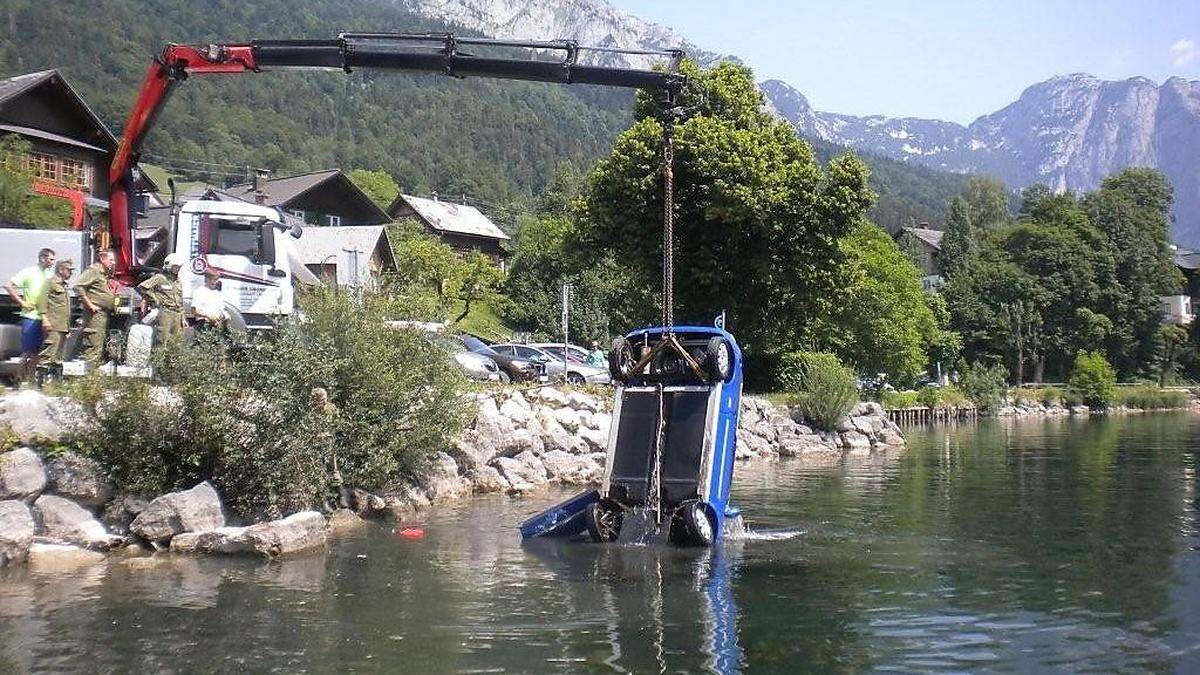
[540,450,600,485]
[490,452,548,492]
[45,452,113,507]
[420,452,472,503]
[171,511,328,556]
[0,447,46,500]
[131,481,226,543]
[33,494,119,548]
[0,500,35,566]
[553,407,581,433]
[26,541,105,571]
[0,390,85,443]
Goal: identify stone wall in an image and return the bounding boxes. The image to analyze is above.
[0,387,906,565]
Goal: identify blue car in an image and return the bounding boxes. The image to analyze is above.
[520,324,745,547]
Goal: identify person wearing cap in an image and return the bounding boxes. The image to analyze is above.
[5,247,55,382]
[137,253,186,344]
[75,250,118,369]
[36,258,74,378]
[191,268,228,329]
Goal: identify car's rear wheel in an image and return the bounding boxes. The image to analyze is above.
[608,337,635,383]
[567,371,586,386]
[703,336,733,382]
[498,370,511,384]
[585,501,622,542]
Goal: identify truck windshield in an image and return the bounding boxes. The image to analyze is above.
[202,215,263,257]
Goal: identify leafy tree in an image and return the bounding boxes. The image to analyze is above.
[811,220,943,383]
[0,134,33,222]
[939,196,976,276]
[1068,350,1117,409]
[962,176,1010,229]
[348,168,400,208]
[1084,168,1182,376]
[578,61,874,379]
[957,360,1009,411]
[450,250,505,325]
[1155,324,1188,386]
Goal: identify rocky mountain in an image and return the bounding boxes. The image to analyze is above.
[763,75,1200,245]
[395,0,722,68]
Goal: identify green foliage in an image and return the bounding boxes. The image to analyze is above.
[1114,385,1189,410]
[882,390,920,409]
[957,361,1009,411]
[61,291,469,519]
[1156,324,1188,386]
[0,423,19,453]
[1068,350,1118,409]
[962,176,1010,228]
[810,220,944,383]
[939,196,976,276]
[779,351,859,430]
[0,135,34,222]
[385,222,506,331]
[348,169,400,208]
[580,61,874,378]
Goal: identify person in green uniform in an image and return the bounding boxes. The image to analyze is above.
[137,253,186,345]
[36,259,75,381]
[75,250,118,370]
[5,248,55,382]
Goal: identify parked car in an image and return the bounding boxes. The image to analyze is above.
[458,335,542,383]
[494,343,610,386]
[532,342,597,366]
[432,335,500,382]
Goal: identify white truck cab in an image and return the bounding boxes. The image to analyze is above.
[170,200,306,329]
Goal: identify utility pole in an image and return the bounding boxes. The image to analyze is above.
[561,282,573,384]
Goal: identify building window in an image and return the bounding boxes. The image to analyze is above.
[327,214,341,227]
[24,152,92,190]
[290,209,306,221]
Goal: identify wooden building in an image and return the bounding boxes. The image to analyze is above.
[387,194,510,268]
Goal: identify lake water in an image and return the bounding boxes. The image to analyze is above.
[2,414,1198,673]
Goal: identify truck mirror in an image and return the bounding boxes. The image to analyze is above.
[289,223,303,239]
[258,220,278,266]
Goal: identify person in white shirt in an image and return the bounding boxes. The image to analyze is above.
[191,269,228,328]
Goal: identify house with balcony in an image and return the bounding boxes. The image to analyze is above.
[1162,247,1200,325]
[387,193,510,269]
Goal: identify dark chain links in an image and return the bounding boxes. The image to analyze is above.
[662,120,675,329]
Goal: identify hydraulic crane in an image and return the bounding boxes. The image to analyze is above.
[107,33,685,283]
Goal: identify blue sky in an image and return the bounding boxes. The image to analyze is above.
[614,0,1200,124]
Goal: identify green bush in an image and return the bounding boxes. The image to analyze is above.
[1038,386,1065,406]
[883,390,920,409]
[937,385,970,408]
[780,351,859,431]
[916,385,940,409]
[957,361,1009,412]
[1115,386,1190,410]
[1068,350,1117,409]
[61,290,470,520]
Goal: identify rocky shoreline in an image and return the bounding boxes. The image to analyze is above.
[0,387,905,568]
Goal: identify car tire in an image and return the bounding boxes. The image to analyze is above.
[679,501,714,547]
[703,336,733,382]
[608,337,635,383]
[567,371,586,386]
[498,370,511,384]
[585,501,621,542]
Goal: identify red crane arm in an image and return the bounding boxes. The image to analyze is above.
[108,34,684,282]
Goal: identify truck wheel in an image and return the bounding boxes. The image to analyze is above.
[608,337,635,383]
[585,501,621,542]
[680,501,714,547]
[703,337,733,382]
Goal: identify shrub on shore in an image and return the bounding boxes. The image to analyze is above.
[1068,351,1117,409]
[780,351,858,431]
[60,290,469,520]
[1114,385,1189,410]
[957,362,1008,412]
[883,390,920,409]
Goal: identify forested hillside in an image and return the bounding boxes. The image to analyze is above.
[0,0,965,227]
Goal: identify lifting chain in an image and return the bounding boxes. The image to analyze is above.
[662,118,675,329]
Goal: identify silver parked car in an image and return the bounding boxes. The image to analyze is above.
[493,343,610,386]
[434,336,501,381]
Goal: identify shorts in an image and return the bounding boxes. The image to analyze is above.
[20,318,43,354]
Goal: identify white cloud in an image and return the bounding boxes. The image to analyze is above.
[1170,38,1199,68]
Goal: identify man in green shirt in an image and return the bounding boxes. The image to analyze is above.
[75,250,118,370]
[137,253,185,345]
[36,259,75,381]
[5,248,55,382]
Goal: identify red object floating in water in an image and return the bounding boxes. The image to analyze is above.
[395,527,425,539]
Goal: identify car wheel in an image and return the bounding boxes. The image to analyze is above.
[567,371,586,386]
[498,370,511,384]
[703,336,733,382]
[608,337,635,383]
[679,501,714,547]
[585,501,621,542]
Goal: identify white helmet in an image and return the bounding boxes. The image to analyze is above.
[163,253,185,270]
